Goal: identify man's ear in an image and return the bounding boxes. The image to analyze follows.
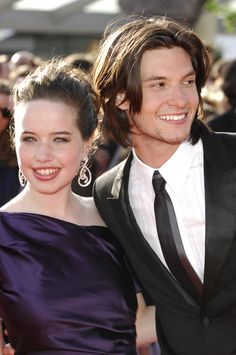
[115,93,129,110]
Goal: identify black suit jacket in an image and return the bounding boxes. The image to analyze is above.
[208,107,236,132]
[93,128,236,355]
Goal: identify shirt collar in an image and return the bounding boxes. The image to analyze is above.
[132,139,202,196]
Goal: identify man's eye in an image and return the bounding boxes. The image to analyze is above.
[151,82,165,88]
[184,79,196,86]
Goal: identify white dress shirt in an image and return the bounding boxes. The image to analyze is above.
[128,139,205,282]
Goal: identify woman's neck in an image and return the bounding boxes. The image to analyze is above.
[11,186,79,220]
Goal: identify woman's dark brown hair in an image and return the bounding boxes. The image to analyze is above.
[13,58,100,143]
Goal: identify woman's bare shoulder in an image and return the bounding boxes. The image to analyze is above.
[77,196,106,227]
[0,195,24,212]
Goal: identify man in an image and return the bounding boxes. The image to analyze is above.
[92,16,236,354]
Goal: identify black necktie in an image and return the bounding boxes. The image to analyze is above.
[152,170,202,301]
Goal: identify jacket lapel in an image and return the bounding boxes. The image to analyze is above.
[109,132,236,307]
[109,152,159,258]
[202,131,236,307]
[108,152,200,306]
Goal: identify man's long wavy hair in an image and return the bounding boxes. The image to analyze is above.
[92,16,211,147]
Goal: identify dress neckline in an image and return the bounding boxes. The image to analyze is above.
[0,210,108,230]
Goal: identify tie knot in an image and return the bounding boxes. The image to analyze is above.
[152,171,166,194]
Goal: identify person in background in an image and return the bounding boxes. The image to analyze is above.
[208,59,236,132]
[64,52,94,73]
[202,57,231,121]
[0,58,156,354]
[92,15,236,355]
[9,50,41,72]
[0,79,21,207]
[0,55,10,81]
[9,64,36,85]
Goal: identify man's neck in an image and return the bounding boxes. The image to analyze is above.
[132,141,181,169]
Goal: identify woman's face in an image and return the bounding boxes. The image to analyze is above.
[14,99,88,195]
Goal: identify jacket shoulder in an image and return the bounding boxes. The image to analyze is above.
[204,130,236,168]
[216,131,236,155]
[208,109,236,131]
[93,159,126,197]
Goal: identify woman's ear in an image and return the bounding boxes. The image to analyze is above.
[115,93,129,110]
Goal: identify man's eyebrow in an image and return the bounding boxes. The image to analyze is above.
[142,70,196,82]
[142,75,166,82]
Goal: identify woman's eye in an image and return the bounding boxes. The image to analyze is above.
[54,137,69,143]
[22,136,36,142]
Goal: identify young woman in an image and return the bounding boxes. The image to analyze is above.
[0,59,156,354]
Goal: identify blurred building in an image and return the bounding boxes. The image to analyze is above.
[0,0,213,59]
[0,1,235,62]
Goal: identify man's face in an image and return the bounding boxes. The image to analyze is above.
[127,47,199,156]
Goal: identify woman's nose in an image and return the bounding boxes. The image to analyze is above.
[35,143,53,162]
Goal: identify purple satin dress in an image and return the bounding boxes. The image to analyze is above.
[0,212,138,354]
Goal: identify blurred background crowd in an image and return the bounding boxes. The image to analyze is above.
[0,1,236,353]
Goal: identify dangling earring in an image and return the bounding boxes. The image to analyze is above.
[18,170,26,187]
[78,156,92,187]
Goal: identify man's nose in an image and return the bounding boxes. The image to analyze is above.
[169,86,188,107]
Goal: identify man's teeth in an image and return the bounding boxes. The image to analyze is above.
[36,168,58,176]
[159,114,186,121]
